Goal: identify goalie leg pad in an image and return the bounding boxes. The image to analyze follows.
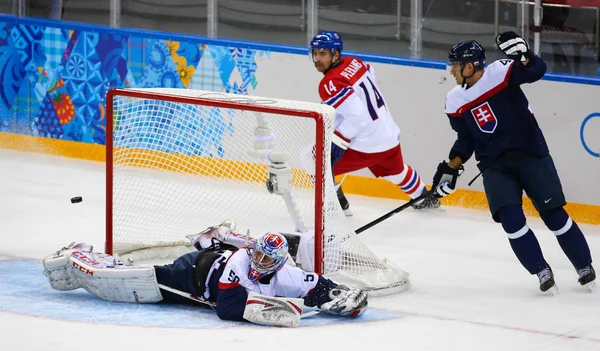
[43,246,163,303]
[43,242,100,291]
[242,292,303,327]
[43,249,81,291]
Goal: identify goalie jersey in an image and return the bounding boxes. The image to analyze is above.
[318,56,400,153]
[211,248,322,321]
[218,249,319,297]
[444,57,549,169]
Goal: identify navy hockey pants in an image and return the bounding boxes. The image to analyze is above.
[482,153,566,222]
[154,251,202,305]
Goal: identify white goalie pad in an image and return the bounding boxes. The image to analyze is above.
[243,292,304,328]
[42,244,162,303]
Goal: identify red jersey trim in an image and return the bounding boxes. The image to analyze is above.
[218,281,241,290]
[330,89,354,108]
[334,130,351,143]
[217,249,247,290]
[246,299,303,314]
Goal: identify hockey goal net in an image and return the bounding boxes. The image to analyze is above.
[106,88,409,296]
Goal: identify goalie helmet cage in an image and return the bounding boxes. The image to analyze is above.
[105,88,409,296]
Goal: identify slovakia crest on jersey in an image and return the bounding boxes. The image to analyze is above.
[249,269,260,280]
[470,102,498,133]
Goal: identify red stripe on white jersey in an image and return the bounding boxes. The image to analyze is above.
[218,281,241,290]
[334,130,351,143]
[330,89,354,109]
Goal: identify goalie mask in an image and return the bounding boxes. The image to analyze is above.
[249,232,289,282]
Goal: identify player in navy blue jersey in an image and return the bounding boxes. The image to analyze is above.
[430,32,595,294]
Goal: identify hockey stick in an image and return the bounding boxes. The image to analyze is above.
[158,284,320,318]
[158,283,216,308]
[355,190,434,234]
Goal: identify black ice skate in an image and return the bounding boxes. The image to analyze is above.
[536,266,558,295]
[337,186,353,216]
[577,265,596,291]
[411,193,441,210]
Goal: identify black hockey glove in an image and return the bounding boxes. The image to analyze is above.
[495,31,532,63]
[432,161,463,199]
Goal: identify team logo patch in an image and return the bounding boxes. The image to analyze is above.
[264,233,284,250]
[470,102,498,133]
[249,269,260,280]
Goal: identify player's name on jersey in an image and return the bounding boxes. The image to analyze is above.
[340,59,363,80]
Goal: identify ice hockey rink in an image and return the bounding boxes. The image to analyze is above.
[1,149,599,351]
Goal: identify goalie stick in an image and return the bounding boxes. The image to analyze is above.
[158,284,216,307]
[158,284,320,318]
[355,190,434,234]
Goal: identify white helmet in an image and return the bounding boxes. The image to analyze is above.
[249,232,289,282]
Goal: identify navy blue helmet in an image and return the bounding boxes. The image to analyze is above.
[310,31,343,55]
[447,40,486,71]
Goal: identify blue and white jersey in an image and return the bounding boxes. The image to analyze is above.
[444,56,549,168]
[217,249,319,298]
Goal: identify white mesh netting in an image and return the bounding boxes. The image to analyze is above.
[108,88,409,295]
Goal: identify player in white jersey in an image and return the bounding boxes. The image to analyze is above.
[42,220,368,327]
[310,31,440,213]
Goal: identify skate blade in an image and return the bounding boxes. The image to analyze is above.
[542,284,558,296]
[412,204,445,212]
[419,206,446,212]
[583,280,596,292]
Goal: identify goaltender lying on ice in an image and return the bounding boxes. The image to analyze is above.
[42,220,368,327]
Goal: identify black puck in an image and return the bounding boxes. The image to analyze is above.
[71,196,83,204]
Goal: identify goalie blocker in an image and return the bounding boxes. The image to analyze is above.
[42,229,368,327]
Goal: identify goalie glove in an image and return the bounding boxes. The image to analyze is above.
[495,31,531,63]
[188,219,236,250]
[320,285,368,318]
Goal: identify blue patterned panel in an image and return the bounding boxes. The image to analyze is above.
[176,41,203,69]
[126,36,146,83]
[137,39,182,89]
[114,99,232,158]
[207,45,236,93]
[0,25,27,131]
[96,32,128,89]
[0,17,266,146]
[42,27,68,72]
[32,93,63,139]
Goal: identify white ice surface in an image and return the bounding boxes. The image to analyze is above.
[1,149,599,351]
